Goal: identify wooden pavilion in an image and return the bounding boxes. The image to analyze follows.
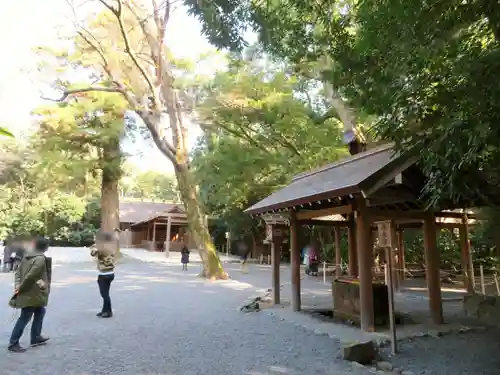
[119,201,194,252]
[245,143,488,332]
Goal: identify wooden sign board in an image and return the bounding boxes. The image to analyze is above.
[377,221,392,248]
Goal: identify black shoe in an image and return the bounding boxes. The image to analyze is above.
[30,336,50,347]
[96,312,103,317]
[99,312,113,318]
[8,343,26,353]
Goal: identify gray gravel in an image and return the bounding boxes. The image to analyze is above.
[381,330,500,375]
[0,256,370,375]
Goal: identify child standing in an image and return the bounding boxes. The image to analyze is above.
[181,245,190,271]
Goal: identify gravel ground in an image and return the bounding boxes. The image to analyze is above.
[0,253,370,375]
[380,330,500,375]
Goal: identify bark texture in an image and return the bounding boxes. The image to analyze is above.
[175,164,228,279]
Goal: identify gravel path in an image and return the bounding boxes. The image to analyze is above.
[0,255,370,375]
[380,330,500,375]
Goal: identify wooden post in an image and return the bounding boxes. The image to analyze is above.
[459,222,474,293]
[348,213,358,277]
[494,273,500,296]
[386,221,398,354]
[334,226,342,278]
[390,223,399,290]
[165,217,172,257]
[480,265,485,294]
[290,212,301,311]
[397,229,406,281]
[271,226,281,305]
[423,212,444,325]
[357,199,375,332]
[463,213,475,292]
[152,221,157,251]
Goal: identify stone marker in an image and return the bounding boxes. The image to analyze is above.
[342,340,377,365]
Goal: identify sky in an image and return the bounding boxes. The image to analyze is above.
[0,0,224,173]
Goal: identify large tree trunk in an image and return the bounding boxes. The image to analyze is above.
[175,164,228,279]
[101,167,121,255]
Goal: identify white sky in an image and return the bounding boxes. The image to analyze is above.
[0,0,223,173]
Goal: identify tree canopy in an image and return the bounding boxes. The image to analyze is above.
[186,0,500,208]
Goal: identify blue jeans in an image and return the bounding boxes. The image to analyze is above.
[9,306,46,346]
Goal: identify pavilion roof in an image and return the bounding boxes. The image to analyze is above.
[245,143,412,215]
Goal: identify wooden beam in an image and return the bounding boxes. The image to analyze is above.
[435,211,476,220]
[370,208,477,222]
[366,188,417,207]
[296,205,352,220]
[298,219,348,227]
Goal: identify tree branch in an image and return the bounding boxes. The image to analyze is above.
[98,0,159,108]
[42,86,125,102]
[137,110,178,162]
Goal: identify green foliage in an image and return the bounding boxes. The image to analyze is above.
[192,58,347,239]
[33,92,128,185]
[120,164,179,201]
[0,126,14,137]
[187,0,500,207]
[0,187,99,246]
[346,0,500,206]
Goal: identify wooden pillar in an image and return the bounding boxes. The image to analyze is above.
[290,212,301,311]
[334,226,342,278]
[152,221,157,251]
[423,212,444,324]
[397,229,405,281]
[165,217,172,255]
[390,224,399,290]
[460,215,474,293]
[348,213,358,277]
[356,199,375,332]
[271,225,281,305]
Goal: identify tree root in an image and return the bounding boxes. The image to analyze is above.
[197,269,230,280]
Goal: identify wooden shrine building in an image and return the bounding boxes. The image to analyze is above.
[245,143,490,332]
[119,201,194,252]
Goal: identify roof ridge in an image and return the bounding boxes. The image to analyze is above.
[120,200,180,205]
[292,142,394,182]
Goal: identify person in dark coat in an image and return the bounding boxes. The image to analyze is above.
[181,245,190,271]
[8,237,51,353]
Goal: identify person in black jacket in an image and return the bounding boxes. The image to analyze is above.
[181,245,190,271]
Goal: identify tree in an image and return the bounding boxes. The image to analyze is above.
[33,91,127,251]
[40,0,226,278]
[185,0,370,151]
[0,138,97,243]
[192,57,347,241]
[344,0,500,207]
[187,0,500,207]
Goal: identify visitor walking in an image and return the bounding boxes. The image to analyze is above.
[181,245,190,271]
[90,232,116,318]
[237,241,250,273]
[7,237,51,353]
